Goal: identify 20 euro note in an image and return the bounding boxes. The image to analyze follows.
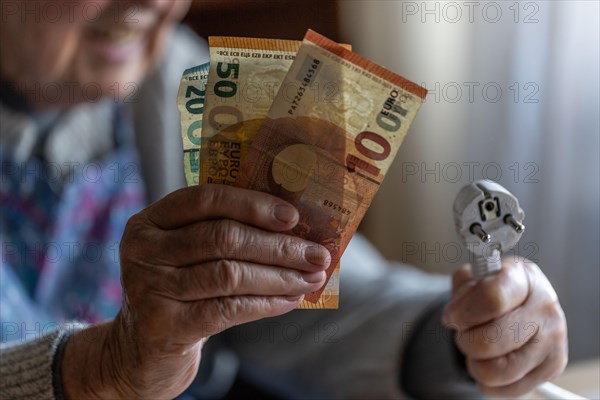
[177,62,210,186]
[234,30,427,308]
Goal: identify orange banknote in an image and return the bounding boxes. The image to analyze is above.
[235,30,427,307]
[199,36,351,308]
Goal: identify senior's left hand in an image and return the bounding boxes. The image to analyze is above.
[442,258,568,397]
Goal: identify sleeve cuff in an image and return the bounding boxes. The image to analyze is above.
[0,322,86,400]
[400,298,486,399]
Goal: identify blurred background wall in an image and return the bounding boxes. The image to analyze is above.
[338,0,599,362]
[183,0,599,362]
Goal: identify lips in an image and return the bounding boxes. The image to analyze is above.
[87,25,148,63]
[90,25,144,43]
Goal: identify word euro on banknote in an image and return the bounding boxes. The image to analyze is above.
[177,62,209,186]
[235,30,428,307]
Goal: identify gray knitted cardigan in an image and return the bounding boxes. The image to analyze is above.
[0,324,87,399]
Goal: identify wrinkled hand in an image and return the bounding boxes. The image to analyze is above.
[442,258,568,397]
[62,184,330,399]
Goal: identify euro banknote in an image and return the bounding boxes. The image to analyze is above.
[199,37,351,188]
[234,30,427,306]
[199,37,300,186]
[177,32,425,308]
[177,62,209,186]
[198,36,352,308]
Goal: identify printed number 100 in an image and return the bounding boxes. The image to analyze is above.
[346,131,391,177]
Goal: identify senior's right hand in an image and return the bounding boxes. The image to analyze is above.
[61,184,330,399]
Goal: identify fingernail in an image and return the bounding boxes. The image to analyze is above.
[304,245,331,267]
[274,204,297,223]
[302,271,326,284]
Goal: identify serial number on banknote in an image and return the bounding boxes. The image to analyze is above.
[288,58,321,115]
[323,200,352,215]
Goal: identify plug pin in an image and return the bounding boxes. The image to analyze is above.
[504,215,525,233]
[470,224,491,243]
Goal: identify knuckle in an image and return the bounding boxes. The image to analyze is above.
[471,327,499,357]
[545,352,568,382]
[477,355,520,386]
[543,302,568,342]
[482,284,510,315]
[119,215,159,288]
[520,259,540,274]
[196,184,219,208]
[278,237,302,264]
[469,358,499,386]
[218,297,243,323]
[454,330,470,352]
[456,330,486,358]
[544,300,565,323]
[550,321,568,344]
[555,350,568,377]
[242,196,263,221]
[213,219,244,250]
[279,268,299,286]
[272,267,298,291]
[215,260,240,293]
[120,213,146,256]
[124,211,145,231]
[248,296,278,316]
[473,340,493,359]
[199,184,245,216]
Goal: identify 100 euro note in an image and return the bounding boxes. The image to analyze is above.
[177,62,209,186]
[234,30,427,308]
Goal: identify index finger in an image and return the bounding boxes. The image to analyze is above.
[443,259,531,329]
[145,184,299,231]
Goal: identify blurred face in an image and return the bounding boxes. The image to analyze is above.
[0,0,191,107]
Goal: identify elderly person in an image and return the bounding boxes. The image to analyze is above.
[0,1,567,399]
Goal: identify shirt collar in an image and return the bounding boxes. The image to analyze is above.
[0,76,115,168]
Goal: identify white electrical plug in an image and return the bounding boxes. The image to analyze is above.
[453,180,525,278]
[453,180,585,400]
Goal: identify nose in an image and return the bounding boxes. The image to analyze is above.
[125,0,191,13]
[110,0,191,22]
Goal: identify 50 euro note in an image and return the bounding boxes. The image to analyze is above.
[199,36,350,308]
[199,37,300,185]
[177,62,209,186]
[199,36,351,186]
[234,30,427,308]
